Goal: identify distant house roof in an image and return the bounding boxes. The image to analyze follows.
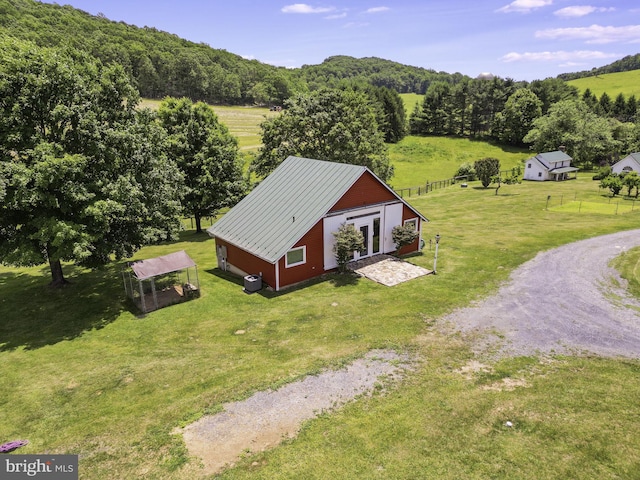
[532,150,573,169]
[550,166,579,174]
[207,156,424,264]
[130,250,196,280]
[620,152,640,167]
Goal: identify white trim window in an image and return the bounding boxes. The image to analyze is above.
[285,246,306,267]
[403,218,418,231]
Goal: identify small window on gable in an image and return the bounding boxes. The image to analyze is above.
[404,218,418,231]
[527,163,531,168]
[286,246,306,267]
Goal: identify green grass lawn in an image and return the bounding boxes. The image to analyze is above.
[567,69,640,98]
[388,135,530,189]
[400,92,423,114]
[611,246,640,300]
[2,164,640,478]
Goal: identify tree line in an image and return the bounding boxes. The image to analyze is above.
[0,39,399,286]
[0,0,467,105]
[0,39,246,286]
[409,76,640,168]
[558,53,640,81]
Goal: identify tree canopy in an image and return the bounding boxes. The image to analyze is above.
[253,88,393,181]
[523,99,619,166]
[0,39,183,286]
[474,158,501,188]
[157,97,246,233]
[493,88,543,145]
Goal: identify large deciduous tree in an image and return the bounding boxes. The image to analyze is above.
[252,88,393,181]
[523,99,618,166]
[157,97,246,233]
[493,88,542,145]
[0,39,183,287]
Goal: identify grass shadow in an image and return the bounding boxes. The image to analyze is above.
[0,263,126,351]
[205,268,360,298]
[328,272,361,288]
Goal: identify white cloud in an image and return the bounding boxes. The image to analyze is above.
[554,6,615,17]
[281,4,335,14]
[536,24,640,44]
[500,50,620,62]
[497,0,553,14]
[365,7,390,14]
[325,12,347,19]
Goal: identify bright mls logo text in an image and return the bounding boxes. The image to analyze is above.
[2,455,78,479]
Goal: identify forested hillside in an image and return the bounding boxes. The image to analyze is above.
[0,0,299,104]
[0,0,464,104]
[298,55,465,94]
[558,53,640,81]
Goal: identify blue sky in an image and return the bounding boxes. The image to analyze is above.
[42,0,640,81]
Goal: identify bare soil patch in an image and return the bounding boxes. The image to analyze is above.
[177,350,414,476]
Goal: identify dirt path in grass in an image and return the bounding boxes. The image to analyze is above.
[177,350,414,476]
[439,228,640,359]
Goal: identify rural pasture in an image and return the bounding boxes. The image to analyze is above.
[1,106,640,479]
[567,69,640,98]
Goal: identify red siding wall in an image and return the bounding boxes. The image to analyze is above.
[278,220,325,289]
[330,171,396,212]
[216,238,276,289]
[398,204,422,255]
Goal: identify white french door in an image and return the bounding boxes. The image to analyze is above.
[350,216,381,260]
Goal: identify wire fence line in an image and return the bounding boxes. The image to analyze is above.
[393,168,519,199]
[394,176,465,198]
[545,193,638,214]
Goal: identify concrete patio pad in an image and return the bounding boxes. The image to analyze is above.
[348,254,432,286]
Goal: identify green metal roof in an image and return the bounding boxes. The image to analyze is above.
[207,157,370,264]
[535,150,572,167]
[550,166,579,174]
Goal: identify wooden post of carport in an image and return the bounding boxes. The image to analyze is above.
[139,278,147,313]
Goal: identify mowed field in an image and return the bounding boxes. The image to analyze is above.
[566,69,640,98]
[2,102,640,479]
[140,98,277,151]
[144,95,529,189]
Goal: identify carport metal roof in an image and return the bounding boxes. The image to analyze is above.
[130,250,196,280]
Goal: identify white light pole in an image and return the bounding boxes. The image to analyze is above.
[433,234,440,274]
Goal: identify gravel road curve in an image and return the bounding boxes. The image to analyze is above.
[440,228,640,358]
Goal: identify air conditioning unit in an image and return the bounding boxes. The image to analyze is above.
[243,274,262,293]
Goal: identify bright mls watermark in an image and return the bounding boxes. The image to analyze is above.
[2,455,78,479]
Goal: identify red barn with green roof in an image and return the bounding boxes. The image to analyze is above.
[207,156,427,291]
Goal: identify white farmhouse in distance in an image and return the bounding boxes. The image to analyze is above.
[523,149,578,181]
[611,153,640,175]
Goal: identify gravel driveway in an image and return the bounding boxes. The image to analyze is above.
[440,228,640,359]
